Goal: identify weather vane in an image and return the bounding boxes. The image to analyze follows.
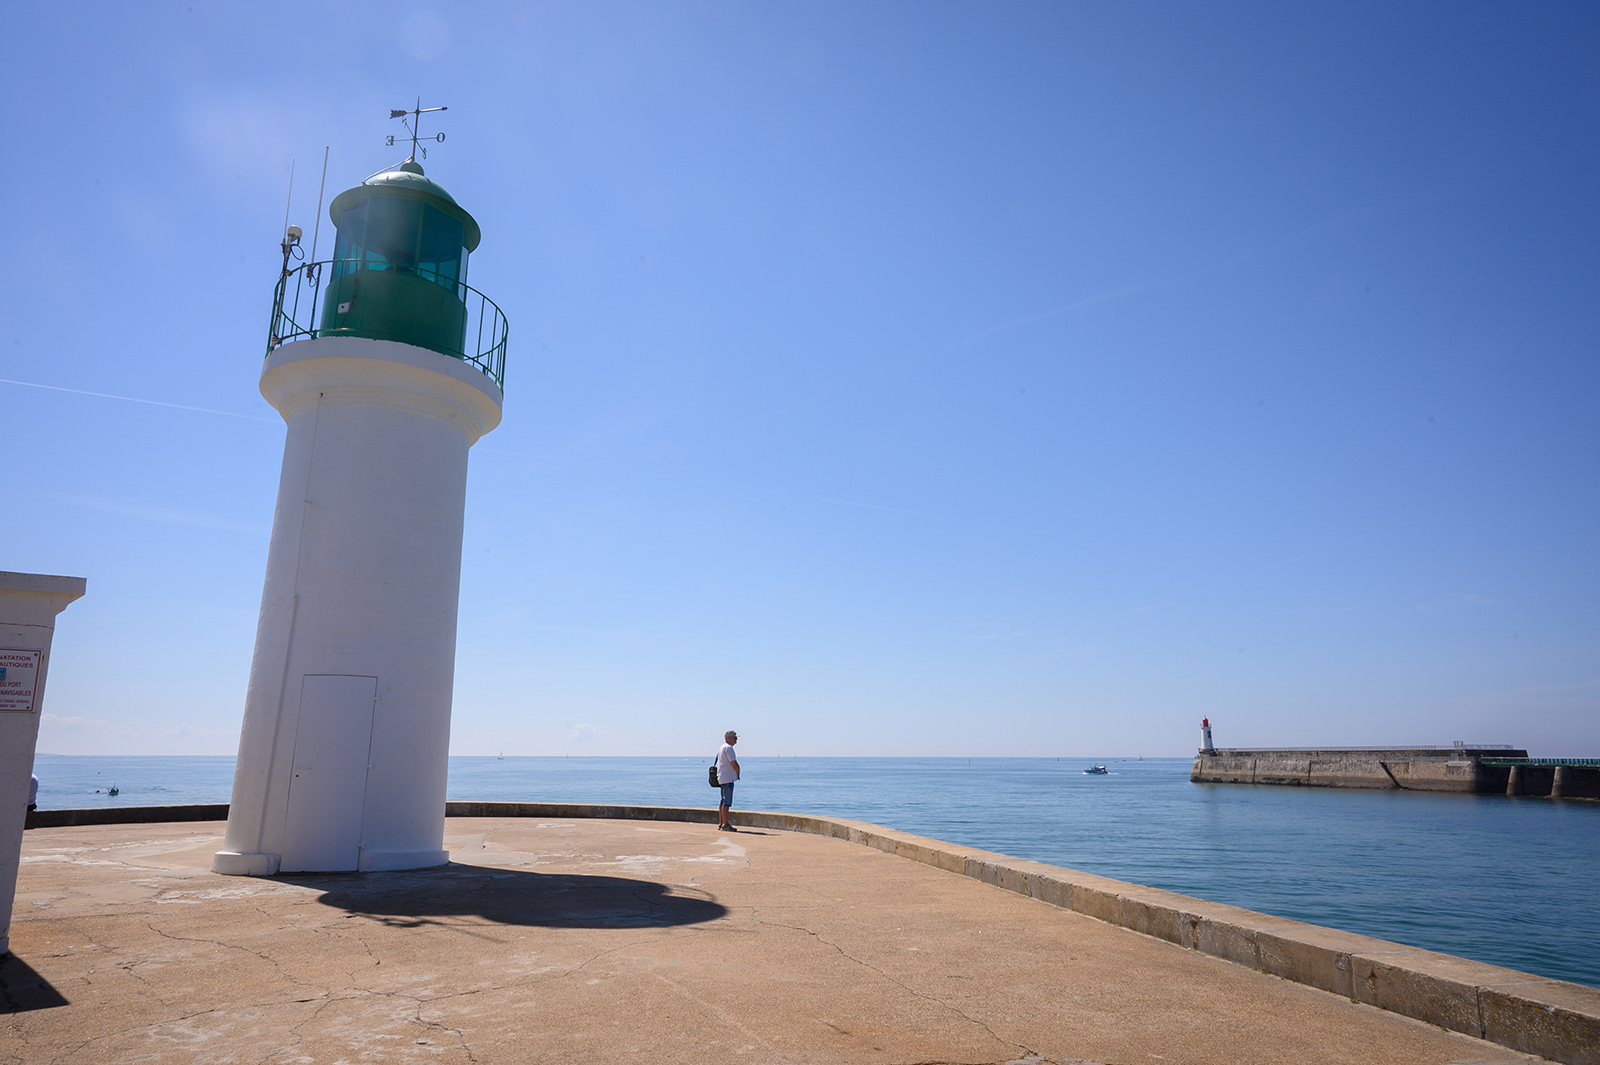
[387,98,448,162]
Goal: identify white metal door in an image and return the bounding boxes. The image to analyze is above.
[281,674,377,872]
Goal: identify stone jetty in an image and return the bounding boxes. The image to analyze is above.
[1190,745,1600,797]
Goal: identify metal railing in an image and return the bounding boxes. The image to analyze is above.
[268,259,508,389]
[1479,758,1600,767]
[1201,745,1520,753]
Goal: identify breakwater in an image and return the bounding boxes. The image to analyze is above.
[1192,745,1600,797]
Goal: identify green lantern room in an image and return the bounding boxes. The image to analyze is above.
[319,160,485,361]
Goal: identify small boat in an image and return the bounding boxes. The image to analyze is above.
[1083,765,1108,775]
[107,784,120,796]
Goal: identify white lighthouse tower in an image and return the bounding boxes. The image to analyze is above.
[215,121,507,875]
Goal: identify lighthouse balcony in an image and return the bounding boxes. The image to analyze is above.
[268,258,508,388]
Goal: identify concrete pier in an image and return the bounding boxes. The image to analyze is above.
[1192,747,1600,797]
[1194,745,1524,793]
[8,807,1599,1064]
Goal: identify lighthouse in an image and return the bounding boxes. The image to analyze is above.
[215,127,507,875]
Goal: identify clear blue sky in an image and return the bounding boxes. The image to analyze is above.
[4,3,1596,757]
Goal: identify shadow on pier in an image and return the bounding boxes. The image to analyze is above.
[0,954,70,1013]
[280,863,728,930]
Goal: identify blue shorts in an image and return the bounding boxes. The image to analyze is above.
[719,782,735,807]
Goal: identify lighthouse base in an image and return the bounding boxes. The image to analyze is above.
[212,850,280,876]
[359,848,451,872]
[212,847,449,876]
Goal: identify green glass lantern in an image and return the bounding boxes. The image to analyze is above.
[318,160,483,358]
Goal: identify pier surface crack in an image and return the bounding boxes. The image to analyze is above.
[755,912,1037,1060]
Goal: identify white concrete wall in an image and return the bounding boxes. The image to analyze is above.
[0,572,85,954]
[215,337,502,875]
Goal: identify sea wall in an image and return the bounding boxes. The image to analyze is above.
[24,803,228,828]
[1191,747,1526,793]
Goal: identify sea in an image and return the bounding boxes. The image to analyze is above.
[28,753,1600,989]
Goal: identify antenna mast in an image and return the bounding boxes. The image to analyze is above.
[281,158,295,237]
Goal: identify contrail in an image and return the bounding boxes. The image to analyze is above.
[946,201,1386,350]
[478,446,543,458]
[0,377,277,423]
[691,475,1029,533]
[472,453,1024,531]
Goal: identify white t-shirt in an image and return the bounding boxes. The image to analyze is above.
[716,743,739,785]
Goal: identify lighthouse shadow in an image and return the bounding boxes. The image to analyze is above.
[280,864,727,930]
[0,954,70,1013]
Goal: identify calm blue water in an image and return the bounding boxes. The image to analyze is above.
[28,753,1600,988]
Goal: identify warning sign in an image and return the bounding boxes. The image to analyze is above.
[0,648,43,713]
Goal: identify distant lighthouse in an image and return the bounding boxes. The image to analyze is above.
[1200,717,1214,753]
[215,113,508,875]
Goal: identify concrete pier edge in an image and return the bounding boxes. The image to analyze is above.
[23,801,1600,1065]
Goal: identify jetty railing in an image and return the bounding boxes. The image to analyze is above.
[1202,744,1519,753]
[267,259,508,389]
[1479,757,1600,767]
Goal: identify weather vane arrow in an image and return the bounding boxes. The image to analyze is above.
[387,99,448,162]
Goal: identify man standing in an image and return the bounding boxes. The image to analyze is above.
[716,730,740,831]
